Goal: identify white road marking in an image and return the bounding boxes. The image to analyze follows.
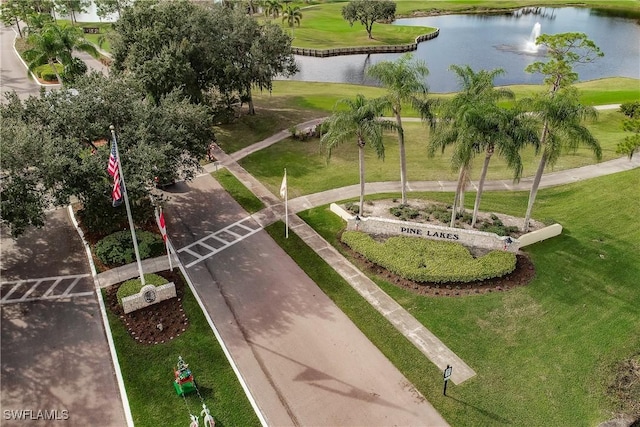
[0,274,92,304]
[178,217,263,268]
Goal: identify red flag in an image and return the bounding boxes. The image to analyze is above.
[108,140,122,206]
[158,209,167,242]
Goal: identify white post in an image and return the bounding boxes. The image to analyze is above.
[282,168,288,239]
[110,125,145,286]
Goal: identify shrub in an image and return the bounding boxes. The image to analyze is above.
[389,204,420,221]
[619,101,640,118]
[95,230,165,267]
[341,231,516,283]
[34,63,63,81]
[116,273,168,306]
[344,202,359,215]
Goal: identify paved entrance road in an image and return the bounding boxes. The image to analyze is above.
[166,175,449,426]
[1,208,127,427]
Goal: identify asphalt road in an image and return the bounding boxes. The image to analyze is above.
[1,208,127,427]
[165,174,449,426]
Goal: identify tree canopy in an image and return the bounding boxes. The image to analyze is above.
[0,73,215,238]
[110,0,297,107]
[342,0,396,40]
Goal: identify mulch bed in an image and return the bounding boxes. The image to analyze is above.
[343,242,536,297]
[104,270,191,345]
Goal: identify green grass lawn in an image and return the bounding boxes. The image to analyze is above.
[288,168,640,425]
[237,108,630,199]
[102,274,260,427]
[212,169,265,213]
[285,1,639,49]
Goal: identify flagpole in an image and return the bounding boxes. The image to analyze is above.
[110,125,146,286]
[284,168,288,239]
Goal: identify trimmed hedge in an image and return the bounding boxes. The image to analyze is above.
[341,231,516,283]
[116,273,168,306]
[95,230,164,267]
[34,63,63,81]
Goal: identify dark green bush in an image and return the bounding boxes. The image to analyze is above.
[389,204,420,221]
[95,230,164,267]
[341,231,516,283]
[619,101,640,118]
[116,273,168,305]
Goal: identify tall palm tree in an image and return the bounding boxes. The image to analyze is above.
[467,104,539,227]
[366,53,430,205]
[429,65,517,228]
[321,95,396,215]
[522,32,603,231]
[24,23,98,83]
[522,87,601,231]
[264,0,282,19]
[282,5,302,35]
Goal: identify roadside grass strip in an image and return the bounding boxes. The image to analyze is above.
[102,272,260,427]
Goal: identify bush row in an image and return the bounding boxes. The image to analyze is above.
[95,230,165,267]
[341,231,516,283]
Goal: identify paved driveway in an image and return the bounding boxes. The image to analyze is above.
[1,208,127,427]
[165,175,449,426]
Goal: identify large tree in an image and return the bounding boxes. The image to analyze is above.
[111,1,296,110]
[54,0,89,25]
[321,95,396,215]
[212,6,297,115]
[111,0,221,104]
[366,53,429,205]
[342,0,395,40]
[94,0,131,19]
[0,73,215,237]
[522,32,603,231]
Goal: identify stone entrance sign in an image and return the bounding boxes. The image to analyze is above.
[122,282,177,314]
[347,216,521,253]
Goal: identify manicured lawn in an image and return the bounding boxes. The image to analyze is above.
[290,168,640,426]
[237,109,629,198]
[286,1,639,49]
[102,275,260,427]
[279,3,435,49]
[212,169,265,214]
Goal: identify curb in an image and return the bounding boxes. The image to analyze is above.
[166,238,269,427]
[67,205,134,427]
[10,28,61,88]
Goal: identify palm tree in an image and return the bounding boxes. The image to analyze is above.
[366,53,430,205]
[264,0,282,19]
[321,95,396,215]
[522,87,601,231]
[24,23,98,83]
[430,65,518,228]
[522,32,603,231]
[282,5,302,35]
[468,104,539,228]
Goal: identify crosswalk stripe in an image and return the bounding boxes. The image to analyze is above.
[0,292,95,305]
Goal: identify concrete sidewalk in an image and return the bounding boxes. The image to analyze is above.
[210,145,477,385]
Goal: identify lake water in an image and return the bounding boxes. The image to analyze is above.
[286,7,640,93]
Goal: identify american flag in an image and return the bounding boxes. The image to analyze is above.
[108,140,122,206]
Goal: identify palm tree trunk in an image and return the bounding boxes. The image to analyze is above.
[450,165,465,227]
[48,59,62,84]
[524,150,547,232]
[524,122,550,232]
[358,143,366,216]
[472,149,493,228]
[395,111,407,204]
